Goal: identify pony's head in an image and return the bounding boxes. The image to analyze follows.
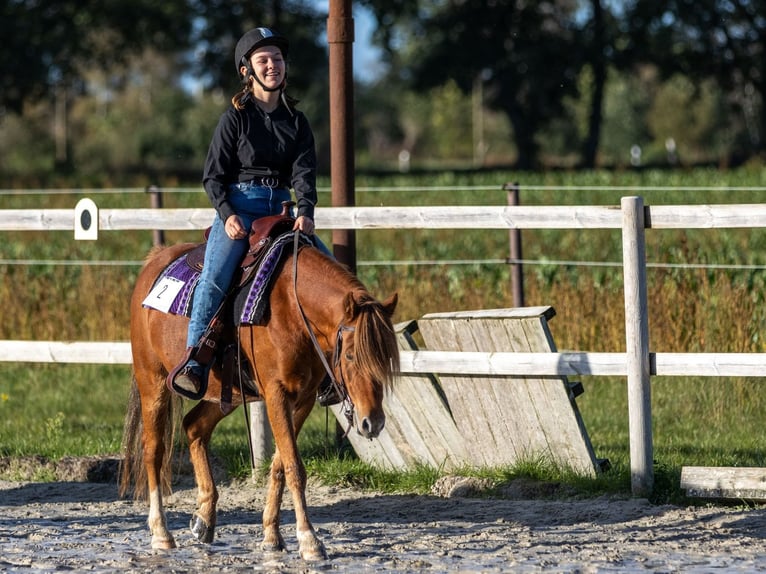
[335,290,399,438]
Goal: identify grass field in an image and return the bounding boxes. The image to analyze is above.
[2,166,766,502]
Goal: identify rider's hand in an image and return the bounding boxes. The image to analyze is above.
[294,215,315,235]
[224,215,248,239]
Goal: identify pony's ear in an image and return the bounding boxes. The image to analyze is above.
[343,291,360,322]
[381,292,398,317]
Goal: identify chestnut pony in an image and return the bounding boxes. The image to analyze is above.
[119,238,399,560]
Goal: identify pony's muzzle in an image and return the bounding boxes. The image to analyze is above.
[359,413,385,439]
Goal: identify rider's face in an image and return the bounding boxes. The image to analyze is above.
[247,46,285,90]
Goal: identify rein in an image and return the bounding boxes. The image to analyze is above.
[291,231,355,433]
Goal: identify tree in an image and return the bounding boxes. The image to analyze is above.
[0,0,192,170]
[580,0,607,168]
[621,0,766,159]
[0,0,192,113]
[359,0,584,169]
[0,0,333,177]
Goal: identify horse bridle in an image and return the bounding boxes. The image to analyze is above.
[292,231,356,431]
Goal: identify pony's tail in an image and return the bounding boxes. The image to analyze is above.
[118,373,181,500]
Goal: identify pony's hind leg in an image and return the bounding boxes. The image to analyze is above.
[137,375,177,549]
[183,400,227,543]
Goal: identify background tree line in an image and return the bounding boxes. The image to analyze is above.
[1,0,764,185]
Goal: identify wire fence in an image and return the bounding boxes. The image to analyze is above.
[5,184,766,195]
[3,257,766,271]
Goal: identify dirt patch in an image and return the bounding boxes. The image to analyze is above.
[2,457,766,572]
[0,455,121,483]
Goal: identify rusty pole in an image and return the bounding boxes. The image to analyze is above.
[327,0,356,272]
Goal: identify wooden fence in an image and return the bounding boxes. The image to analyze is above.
[4,197,766,495]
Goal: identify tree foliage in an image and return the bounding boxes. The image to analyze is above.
[0,0,192,113]
[1,0,765,181]
[621,0,766,155]
[360,0,584,169]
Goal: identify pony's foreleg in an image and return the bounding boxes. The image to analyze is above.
[183,401,226,543]
[262,393,327,561]
[261,448,287,553]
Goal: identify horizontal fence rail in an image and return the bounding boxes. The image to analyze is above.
[3,197,766,496]
[5,203,766,231]
[3,341,766,378]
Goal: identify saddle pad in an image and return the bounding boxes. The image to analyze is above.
[234,231,300,325]
[143,232,310,326]
[142,254,201,316]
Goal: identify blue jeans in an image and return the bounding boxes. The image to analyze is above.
[186,183,330,353]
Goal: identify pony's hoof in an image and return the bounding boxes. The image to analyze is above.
[261,532,287,553]
[190,513,215,543]
[299,542,328,562]
[297,531,328,561]
[151,535,177,550]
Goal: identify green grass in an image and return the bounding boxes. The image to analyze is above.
[0,364,131,458]
[3,167,766,503]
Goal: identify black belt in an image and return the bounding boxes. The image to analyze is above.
[239,168,286,189]
[244,176,287,189]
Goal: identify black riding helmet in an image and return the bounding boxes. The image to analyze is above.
[235,27,289,87]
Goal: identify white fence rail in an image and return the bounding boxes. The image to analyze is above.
[6,203,766,231]
[3,342,764,377]
[3,198,766,495]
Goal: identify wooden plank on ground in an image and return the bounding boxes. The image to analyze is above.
[331,320,468,470]
[681,467,766,500]
[417,307,600,476]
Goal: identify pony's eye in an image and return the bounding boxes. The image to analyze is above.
[344,352,354,361]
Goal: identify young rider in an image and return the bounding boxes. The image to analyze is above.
[169,27,334,403]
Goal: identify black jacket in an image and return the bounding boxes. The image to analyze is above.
[202,96,317,222]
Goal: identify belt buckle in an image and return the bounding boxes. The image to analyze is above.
[261,176,279,188]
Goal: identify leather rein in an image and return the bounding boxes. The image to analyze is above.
[291,230,356,433]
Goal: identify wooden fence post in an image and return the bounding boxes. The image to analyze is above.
[146,185,165,246]
[621,195,653,496]
[249,402,274,470]
[504,182,524,308]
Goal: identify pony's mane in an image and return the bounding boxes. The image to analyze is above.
[354,294,400,391]
[308,248,400,390]
[318,251,366,291]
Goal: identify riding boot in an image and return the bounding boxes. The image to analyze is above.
[317,374,342,406]
[174,363,205,395]
[167,347,207,400]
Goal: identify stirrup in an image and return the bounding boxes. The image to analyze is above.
[317,374,342,407]
[166,348,209,400]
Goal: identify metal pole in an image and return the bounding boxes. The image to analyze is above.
[327,0,356,272]
[621,195,653,496]
[504,182,524,307]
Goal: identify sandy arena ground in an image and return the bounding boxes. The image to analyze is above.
[2,458,766,573]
